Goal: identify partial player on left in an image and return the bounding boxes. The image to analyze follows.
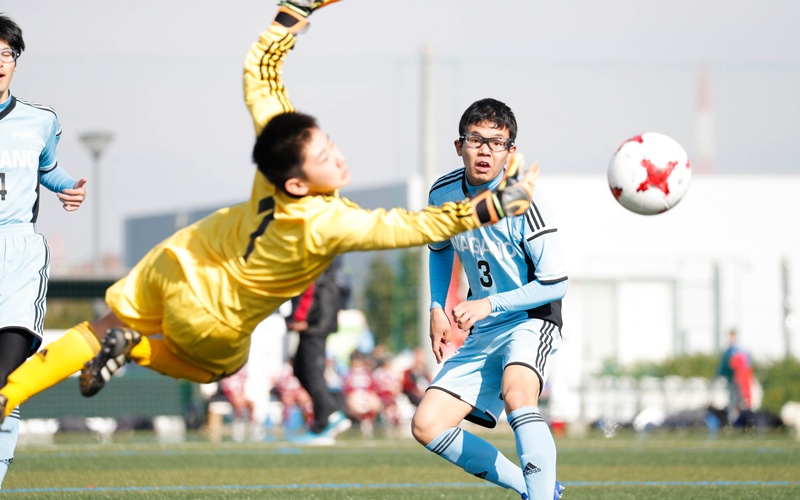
[0,14,87,489]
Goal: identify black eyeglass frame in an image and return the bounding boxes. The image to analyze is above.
[458,133,514,152]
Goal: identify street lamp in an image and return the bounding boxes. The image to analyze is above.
[79,131,113,275]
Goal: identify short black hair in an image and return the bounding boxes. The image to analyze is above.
[252,112,318,193]
[458,98,517,143]
[0,14,25,55]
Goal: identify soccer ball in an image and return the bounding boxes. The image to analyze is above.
[608,133,691,215]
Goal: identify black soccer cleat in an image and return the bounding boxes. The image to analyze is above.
[79,327,142,397]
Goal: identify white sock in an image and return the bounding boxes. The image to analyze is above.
[425,426,526,496]
[508,407,556,500]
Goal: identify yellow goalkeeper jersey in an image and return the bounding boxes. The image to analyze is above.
[160,25,479,335]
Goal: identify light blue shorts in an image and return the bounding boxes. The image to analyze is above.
[429,318,561,428]
[0,223,49,354]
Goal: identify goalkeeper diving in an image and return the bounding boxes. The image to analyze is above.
[0,0,539,424]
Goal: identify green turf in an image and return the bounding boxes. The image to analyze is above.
[3,431,800,499]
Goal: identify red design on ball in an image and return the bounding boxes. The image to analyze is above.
[637,159,677,195]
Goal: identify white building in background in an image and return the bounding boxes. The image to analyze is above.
[541,174,800,417]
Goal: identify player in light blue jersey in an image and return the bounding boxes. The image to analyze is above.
[0,14,87,488]
[412,99,567,500]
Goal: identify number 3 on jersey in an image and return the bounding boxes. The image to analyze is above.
[0,173,7,201]
[477,260,493,287]
[244,197,275,261]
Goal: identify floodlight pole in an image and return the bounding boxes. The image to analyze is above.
[782,257,792,359]
[419,45,436,368]
[79,132,113,275]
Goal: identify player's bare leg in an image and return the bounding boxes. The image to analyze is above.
[503,365,563,500]
[413,388,529,498]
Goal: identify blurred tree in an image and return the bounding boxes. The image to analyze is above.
[363,250,421,352]
[600,354,719,380]
[755,357,800,414]
[44,299,96,329]
[364,254,394,347]
[395,248,420,351]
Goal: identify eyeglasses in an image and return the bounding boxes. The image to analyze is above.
[459,134,513,152]
[0,49,20,64]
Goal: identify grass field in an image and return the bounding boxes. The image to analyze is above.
[3,430,800,499]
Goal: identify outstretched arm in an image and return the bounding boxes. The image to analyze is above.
[318,160,540,254]
[243,22,297,137]
[244,1,341,136]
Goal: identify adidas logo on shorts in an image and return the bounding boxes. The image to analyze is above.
[523,462,541,475]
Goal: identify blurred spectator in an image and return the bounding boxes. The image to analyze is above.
[274,361,314,430]
[373,358,403,426]
[343,351,383,436]
[218,366,255,440]
[286,257,352,443]
[402,347,431,406]
[717,329,754,424]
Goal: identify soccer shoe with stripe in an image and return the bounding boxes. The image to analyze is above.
[79,327,142,397]
[519,480,565,500]
[274,0,342,33]
[554,480,566,499]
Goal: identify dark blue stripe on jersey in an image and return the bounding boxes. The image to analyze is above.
[526,228,558,242]
[428,242,452,252]
[539,276,568,285]
[0,96,16,121]
[39,161,58,174]
[32,169,41,223]
[461,176,470,198]
[524,209,536,231]
[429,177,462,196]
[526,208,540,230]
[430,169,465,193]
[16,98,60,136]
[531,202,546,227]
[519,243,564,328]
[520,242,537,283]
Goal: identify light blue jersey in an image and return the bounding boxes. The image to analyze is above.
[427,167,568,428]
[428,167,568,332]
[0,92,71,352]
[0,93,68,225]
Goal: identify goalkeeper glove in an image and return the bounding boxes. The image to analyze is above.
[273,0,342,34]
[469,154,539,226]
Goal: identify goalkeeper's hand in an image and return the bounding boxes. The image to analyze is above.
[469,154,539,226]
[273,0,342,33]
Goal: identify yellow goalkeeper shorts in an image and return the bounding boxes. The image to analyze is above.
[105,241,250,377]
